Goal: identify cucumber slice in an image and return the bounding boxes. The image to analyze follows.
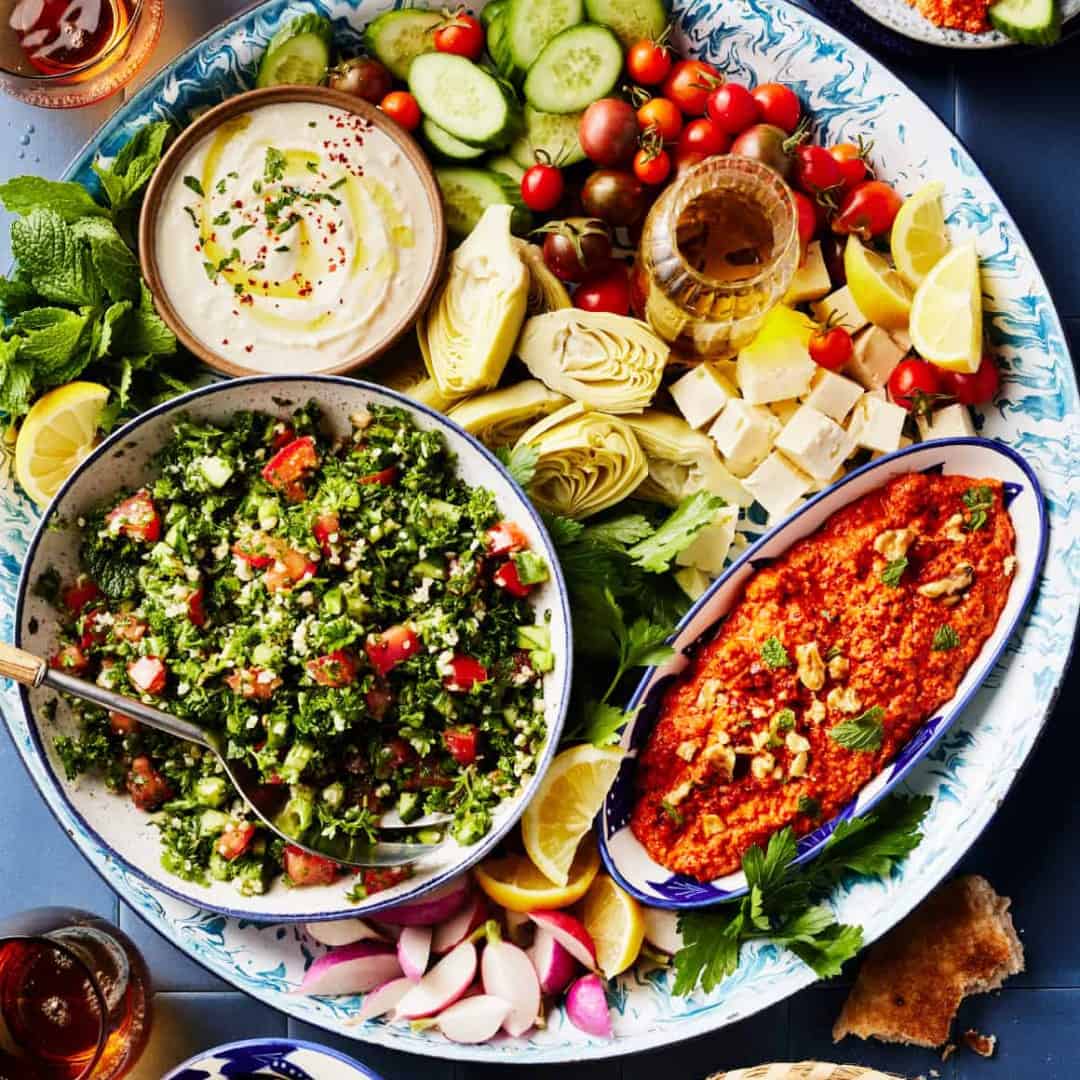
[481,0,510,29]
[987,0,1060,43]
[507,0,584,70]
[423,118,487,162]
[487,9,523,83]
[524,105,587,166]
[486,154,526,183]
[363,9,443,81]
[409,53,521,149]
[256,14,333,88]
[523,24,623,114]
[435,167,532,237]
[584,0,669,47]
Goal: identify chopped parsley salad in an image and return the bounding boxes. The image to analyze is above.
[43,402,552,897]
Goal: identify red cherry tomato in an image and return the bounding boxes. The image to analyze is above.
[106,491,161,543]
[283,845,339,886]
[486,520,529,556]
[792,189,819,249]
[306,650,358,688]
[493,559,532,598]
[626,39,672,85]
[633,146,671,187]
[579,98,639,167]
[366,624,420,676]
[443,656,488,693]
[216,821,256,862]
[662,59,722,116]
[832,180,903,240]
[636,97,682,142]
[830,142,870,191]
[888,357,943,411]
[574,264,632,315]
[187,587,207,628]
[674,147,707,174]
[443,724,480,765]
[939,354,1001,406]
[677,117,731,158]
[128,656,167,696]
[379,90,421,131]
[432,11,484,60]
[51,643,89,675]
[127,756,173,812]
[809,325,854,371]
[313,512,340,557]
[261,435,319,500]
[520,162,565,212]
[62,576,100,614]
[794,144,843,195]
[751,82,801,134]
[705,83,761,135]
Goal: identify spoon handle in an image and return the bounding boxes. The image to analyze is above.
[0,642,47,687]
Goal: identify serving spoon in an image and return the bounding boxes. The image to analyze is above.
[0,643,447,869]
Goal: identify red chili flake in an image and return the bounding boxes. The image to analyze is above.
[222,339,230,346]
[233,200,243,208]
[194,244,201,252]
[245,345,254,353]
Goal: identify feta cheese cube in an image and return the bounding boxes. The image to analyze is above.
[767,497,806,528]
[698,455,754,508]
[770,398,801,425]
[676,505,739,576]
[674,565,712,602]
[803,368,864,423]
[847,326,906,390]
[736,306,817,404]
[783,241,831,304]
[668,363,738,429]
[807,464,845,493]
[775,405,854,480]
[917,403,976,441]
[848,394,907,453]
[811,285,869,335]
[871,434,912,460]
[708,400,780,475]
[743,451,814,515]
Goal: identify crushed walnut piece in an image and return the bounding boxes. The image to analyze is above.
[918,562,974,603]
[943,513,966,542]
[795,641,826,691]
[827,685,862,714]
[874,527,918,562]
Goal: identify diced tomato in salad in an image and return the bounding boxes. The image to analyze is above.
[112,613,147,643]
[493,560,532,598]
[283,845,339,886]
[261,436,319,501]
[365,684,393,720]
[109,711,138,736]
[359,865,412,896]
[443,654,488,692]
[443,724,480,765]
[127,656,167,695]
[62,577,100,614]
[359,466,397,486]
[232,534,279,569]
[126,755,173,811]
[486,520,529,556]
[313,513,340,557]
[187,587,207,628]
[106,491,161,543]
[306,650,357,687]
[365,624,419,676]
[216,820,256,862]
[225,668,282,700]
[51,643,89,675]
[264,548,317,593]
[269,423,295,452]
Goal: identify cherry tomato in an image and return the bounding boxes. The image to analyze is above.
[443,724,480,765]
[888,357,943,411]
[313,512,340,557]
[328,57,391,103]
[581,170,648,228]
[939,354,1000,406]
[521,162,565,212]
[674,147,707,174]
[626,39,672,85]
[366,624,420,676]
[751,82,801,134]
[636,96,682,142]
[359,466,396,486]
[51,643,88,675]
[486,520,529,556]
[832,180,903,240]
[306,650,358,688]
[539,217,612,282]
[109,711,138,736]
[493,559,532,598]
[261,435,318,500]
[106,491,161,543]
[127,656,167,696]
[379,90,421,131]
[730,123,796,182]
[677,117,731,158]
[127,756,173,812]
[225,667,282,700]
[187,587,207,628]
[633,146,671,186]
[443,656,488,693]
[662,59,722,116]
[579,98,639,167]
[62,576,100,614]
[705,83,761,135]
[432,11,484,60]
[794,144,843,195]
[283,845,339,886]
[792,190,819,249]
[809,325,854,371]
[830,142,870,191]
[574,264,632,315]
[216,821,256,862]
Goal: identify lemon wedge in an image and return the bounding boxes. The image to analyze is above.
[15,382,109,508]
[909,240,983,374]
[521,743,624,887]
[473,839,601,913]
[580,873,645,979]
[843,234,912,331]
[891,181,950,287]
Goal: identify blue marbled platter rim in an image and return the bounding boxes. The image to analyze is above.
[162,1037,382,1080]
[597,437,1050,909]
[13,374,575,922]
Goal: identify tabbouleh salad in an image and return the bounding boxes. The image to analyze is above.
[42,402,553,897]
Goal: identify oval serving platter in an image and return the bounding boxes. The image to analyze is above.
[0,0,1077,1064]
[599,439,1048,909]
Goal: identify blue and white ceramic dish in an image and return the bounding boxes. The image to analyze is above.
[0,0,1076,1063]
[13,376,573,922]
[598,439,1048,908]
[163,1038,381,1080]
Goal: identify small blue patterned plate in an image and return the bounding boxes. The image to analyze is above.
[163,1038,381,1080]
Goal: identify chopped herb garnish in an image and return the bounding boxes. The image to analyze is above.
[248,260,266,272]
[931,625,960,651]
[182,175,204,197]
[215,178,228,196]
[308,121,317,128]
[962,486,994,532]
[274,245,290,253]
[329,176,347,191]
[306,160,319,173]
[274,214,300,236]
[264,146,287,183]
[761,636,791,669]
[797,794,821,818]
[824,644,842,662]
[773,708,796,731]
[880,557,909,588]
[212,210,231,227]
[253,179,263,195]
[828,706,885,752]
[232,223,254,240]
[660,799,684,826]
[183,205,199,229]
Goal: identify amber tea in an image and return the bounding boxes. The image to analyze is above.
[3,0,135,77]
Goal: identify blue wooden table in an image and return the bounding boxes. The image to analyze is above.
[1,3,1077,1077]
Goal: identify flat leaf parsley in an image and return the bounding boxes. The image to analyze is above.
[962,485,994,531]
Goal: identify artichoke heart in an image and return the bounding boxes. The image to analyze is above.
[515,402,648,519]
[419,204,529,399]
[513,239,572,315]
[624,410,753,509]
[449,380,570,447]
[365,341,462,412]
[516,309,669,414]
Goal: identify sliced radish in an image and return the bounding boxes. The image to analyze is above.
[398,925,433,981]
[370,921,402,941]
[305,918,386,948]
[481,930,542,1037]
[527,929,578,995]
[395,941,477,1020]
[433,892,489,955]
[377,875,469,926]
[297,941,401,996]
[424,994,511,1043]
[353,977,413,1022]
[642,907,683,955]
[528,910,597,970]
[565,973,612,1039]
[504,908,533,947]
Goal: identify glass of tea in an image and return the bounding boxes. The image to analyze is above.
[0,0,164,108]
[634,154,799,360]
[0,907,151,1079]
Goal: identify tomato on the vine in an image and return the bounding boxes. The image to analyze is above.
[636,96,682,142]
[751,82,801,134]
[662,59,721,116]
[939,354,1000,405]
[633,146,671,186]
[808,324,853,371]
[677,117,730,158]
[830,142,870,191]
[794,144,843,195]
[538,217,612,281]
[379,91,420,131]
[520,162,565,212]
[626,39,672,85]
[792,189,819,248]
[574,264,632,315]
[579,98,639,167]
[705,83,761,135]
[432,11,484,60]
[888,357,943,411]
[832,180,903,239]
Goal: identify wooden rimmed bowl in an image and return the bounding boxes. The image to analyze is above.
[139,85,446,378]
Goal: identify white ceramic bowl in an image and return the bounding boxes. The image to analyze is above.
[161,1038,380,1079]
[14,375,573,922]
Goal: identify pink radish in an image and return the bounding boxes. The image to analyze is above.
[397,925,432,981]
[527,929,578,995]
[416,995,511,1043]
[565,973,613,1038]
[377,875,469,926]
[481,925,542,1037]
[304,918,386,948]
[642,908,683,955]
[395,941,477,1020]
[352,977,413,1022]
[432,892,488,955]
[370,921,402,941]
[528,910,597,970]
[297,941,401,996]
[503,908,533,947]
